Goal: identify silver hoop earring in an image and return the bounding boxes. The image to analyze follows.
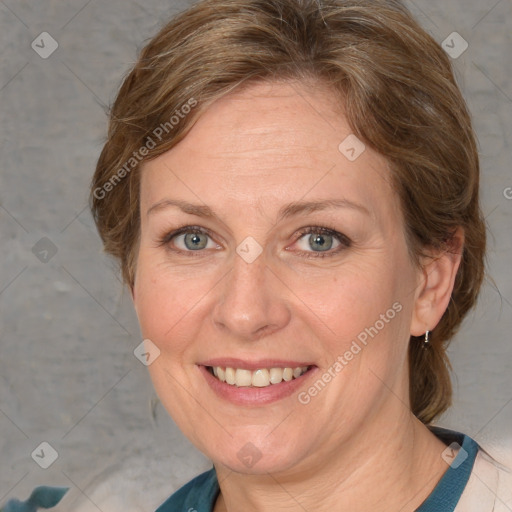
[424,330,430,346]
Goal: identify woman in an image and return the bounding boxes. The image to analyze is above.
[90,0,510,510]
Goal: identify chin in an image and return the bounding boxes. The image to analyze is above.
[207,432,309,476]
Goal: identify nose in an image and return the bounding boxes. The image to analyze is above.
[212,251,291,341]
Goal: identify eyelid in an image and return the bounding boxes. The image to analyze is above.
[158,224,351,257]
[158,225,209,245]
[290,226,352,258]
[157,225,221,253]
[293,226,351,246]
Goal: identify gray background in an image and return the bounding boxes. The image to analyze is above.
[0,0,511,510]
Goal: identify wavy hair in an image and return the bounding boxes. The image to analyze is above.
[90,0,486,424]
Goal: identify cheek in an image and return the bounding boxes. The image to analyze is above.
[134,259,183,346]
[133,253,218,354]
[291,260,399,328]
[312,256,414,366]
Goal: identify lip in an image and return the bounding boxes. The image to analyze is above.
[198,362,318,406]
[198,358,315,371]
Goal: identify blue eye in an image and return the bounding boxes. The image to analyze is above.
[293,227,351,258]
[180,231,208,250]
[162,227,218,252]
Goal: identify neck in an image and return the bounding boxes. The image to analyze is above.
[214,408,449,512]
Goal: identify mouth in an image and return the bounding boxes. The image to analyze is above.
[206,365,312,388]
[198,358,318,405]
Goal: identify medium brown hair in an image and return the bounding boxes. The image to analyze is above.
[90,0,486,424]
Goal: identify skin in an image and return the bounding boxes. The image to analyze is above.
[132,80,463,512]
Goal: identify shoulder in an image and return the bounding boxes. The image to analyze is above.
[455,445,512,512]
[155,467,219,512]
[419,426,511,512]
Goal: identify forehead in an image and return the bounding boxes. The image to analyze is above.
[139,80,398,226]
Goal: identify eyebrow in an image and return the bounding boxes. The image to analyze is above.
[146,198,370,220]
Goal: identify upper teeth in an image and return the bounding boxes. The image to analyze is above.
[211,366,309,387]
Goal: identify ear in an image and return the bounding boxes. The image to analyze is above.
[410,227,464,337]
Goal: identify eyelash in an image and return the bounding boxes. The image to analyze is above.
[157,225,352,259]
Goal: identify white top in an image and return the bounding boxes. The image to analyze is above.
[455,448,512,511]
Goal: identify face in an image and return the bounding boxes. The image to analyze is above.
[132,80,423,476]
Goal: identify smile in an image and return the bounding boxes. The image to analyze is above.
[199,359,317,405]
[207,365,311,387]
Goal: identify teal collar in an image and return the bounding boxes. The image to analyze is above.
[416,426,479,511]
